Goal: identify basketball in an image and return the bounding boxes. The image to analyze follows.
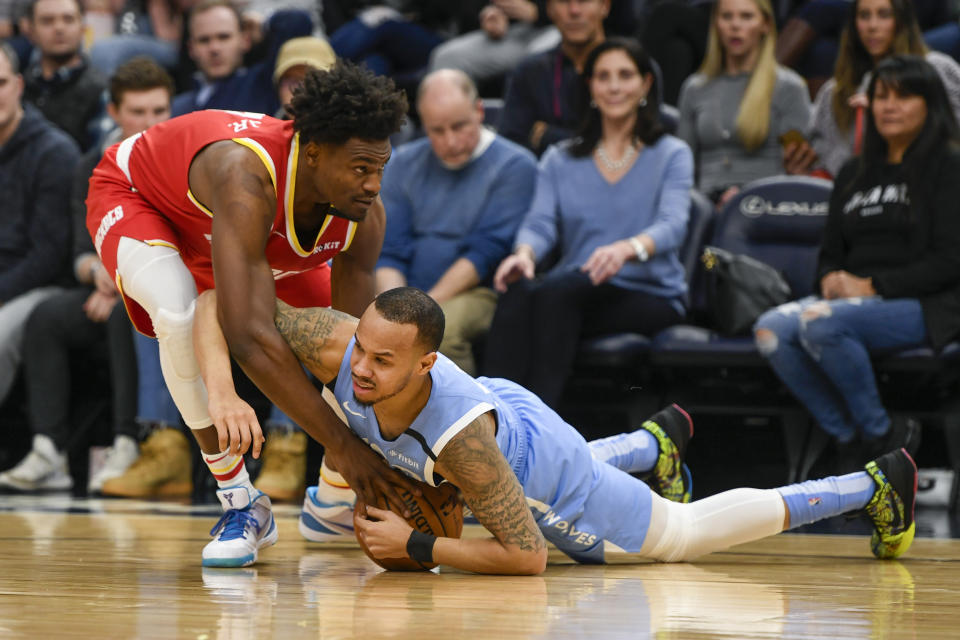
[355,481,463,571]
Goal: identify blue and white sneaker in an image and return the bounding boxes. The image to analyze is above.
[299,483,356,542]
[202,486,278,567]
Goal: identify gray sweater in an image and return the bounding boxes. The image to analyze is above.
[677,65,811,195]
[809,51,960,177]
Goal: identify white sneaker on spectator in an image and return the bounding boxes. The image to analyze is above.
[202,486,278,568]
[88,435,139,494]
[0,435,72,492]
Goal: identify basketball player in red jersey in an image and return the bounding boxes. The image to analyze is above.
[86,61,417,567]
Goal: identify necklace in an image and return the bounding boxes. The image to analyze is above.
[596,141,637,171]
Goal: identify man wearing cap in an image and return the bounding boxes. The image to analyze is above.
[273,36,336,119]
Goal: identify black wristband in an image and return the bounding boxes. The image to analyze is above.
[406,529,437,564]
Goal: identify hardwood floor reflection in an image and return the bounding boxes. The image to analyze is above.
[0,506,958,639]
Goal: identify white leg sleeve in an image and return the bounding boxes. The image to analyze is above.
[640,488,786,562]
[116,237,211,429]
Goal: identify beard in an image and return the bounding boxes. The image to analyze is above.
[46,49,80,67]
[351,371,412,407]
[352,385,403,407]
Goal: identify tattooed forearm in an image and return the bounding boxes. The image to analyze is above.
[438,414,546,553]
[274,300,355,372]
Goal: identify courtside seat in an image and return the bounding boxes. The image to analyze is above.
[649,175,833,370]
[875,342,960,372]
[576,333,652,369]
[646,176,832,484]
[572,189,714,371]
[875,342,960,510]
[561,190,713,435]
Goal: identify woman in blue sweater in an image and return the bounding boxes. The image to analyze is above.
[483,37,693,409]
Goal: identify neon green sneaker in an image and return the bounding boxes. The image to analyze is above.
[642,404,694,503]
[864,448,918,560]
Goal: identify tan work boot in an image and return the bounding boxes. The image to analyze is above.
[255,430,307,502]
[101,427,193,498]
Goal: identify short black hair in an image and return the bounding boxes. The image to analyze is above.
[373,287,444,353]
[289,60,408,145]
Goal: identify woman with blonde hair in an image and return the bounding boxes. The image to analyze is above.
[677,0,811,204]
[788,0,960,177]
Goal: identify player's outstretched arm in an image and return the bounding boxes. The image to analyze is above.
[359,412,548,575]
[193,143,421,514]
[272,299,358,382]
[330,197,385,317]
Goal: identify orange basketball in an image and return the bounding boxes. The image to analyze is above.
[355,481,463,571]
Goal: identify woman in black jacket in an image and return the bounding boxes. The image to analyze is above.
[754,54,960,469]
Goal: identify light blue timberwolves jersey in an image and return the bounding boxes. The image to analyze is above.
[331,337,653,563]
[331,337,528,486]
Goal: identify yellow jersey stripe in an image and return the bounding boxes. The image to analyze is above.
[231,137,278,192]
[341,221,358,252]
[187,190,214,217]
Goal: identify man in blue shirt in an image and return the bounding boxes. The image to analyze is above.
[172,0,311,117]
[376,68,537,376]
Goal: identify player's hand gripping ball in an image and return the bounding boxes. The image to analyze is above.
[355,480,463,571]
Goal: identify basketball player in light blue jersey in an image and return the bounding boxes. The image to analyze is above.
[194,287,918,574]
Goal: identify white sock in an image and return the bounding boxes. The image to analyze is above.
[204,451,253,491]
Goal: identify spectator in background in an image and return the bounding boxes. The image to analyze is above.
[777,0,960,94]
[326,2,478,84]
[755,56,960,472]
[22,0,106,149]
[0,0,32,69]
[273,35,335,118]
[0,42,80,420]
[485,39,692,409]
[0,57,173,494]
[172,0,311,116]
[431,0,637,89]
[375,69,537,375]
[499,0,609,156]
[678,0,811,205]
[787,0,960,178]
[641,0,714,106]
[87,0,185,76]
[247,0,325,38]
[429,0,557,85]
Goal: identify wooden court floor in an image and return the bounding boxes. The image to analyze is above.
[1,497,959,639]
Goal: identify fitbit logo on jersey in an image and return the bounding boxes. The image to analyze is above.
[94,205,124,253]
[739,196,827,218]
[389,450,421,470]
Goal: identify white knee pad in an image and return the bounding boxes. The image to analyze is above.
[153,300,211,430]
[642,489,785,562]
[153,301,201,381]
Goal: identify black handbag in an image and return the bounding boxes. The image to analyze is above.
[701,246,792,336]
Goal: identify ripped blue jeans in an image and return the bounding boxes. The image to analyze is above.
[753,296,927,442]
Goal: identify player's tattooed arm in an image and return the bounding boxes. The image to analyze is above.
[273,300,358,383]
[434,412,548,574]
